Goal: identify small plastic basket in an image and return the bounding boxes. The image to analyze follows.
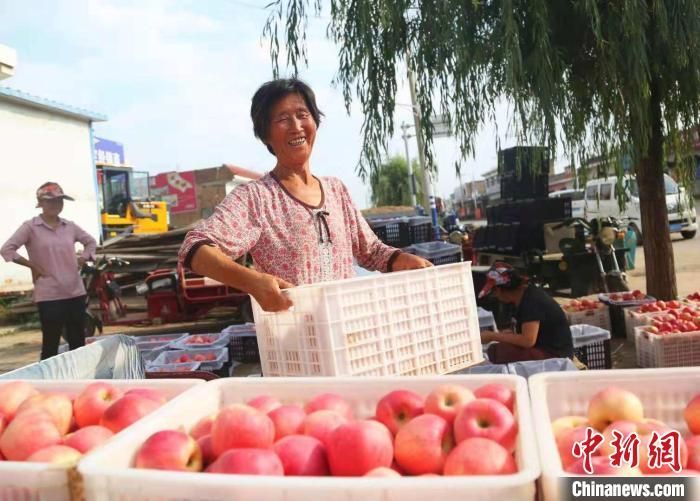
[570,324,612,370]
[635,326,700,368]
[168,333,230,350]
[150,347,228,367]
[404,241,462,266]
[131,333,188,352]
[146,362,201,373]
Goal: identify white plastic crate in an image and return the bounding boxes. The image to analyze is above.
[79,375,539,501]
[623,308,661,343]
[570,324,611,370]
[169,332,231,350]
[251,263,483,376]
[565,306,611,332]
[635,326,700,368]
[529,368,700,501]
[0,379,202,501]
[150,347,229,367]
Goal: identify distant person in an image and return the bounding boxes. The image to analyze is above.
[479,262,573,363]
[1,182,97,359]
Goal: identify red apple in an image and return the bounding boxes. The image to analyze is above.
[100,395,160,433]
[304,393,354,420]
[473,384,515,412]
[557,426,597,468]
[0,410,62,461]
[63,425,114,453]
[638,431,688,475]
[246,395,282,414]
[190,415,215,440]
[206,448,284,475]
[26,445,82,465]
[211,404,275,457]
[197,434,217,466]
[375,390,424,435]
[73,382,123,428]
[326,420,394,476]
[454,398,518,452]
[16,393,73,435]
[268,405,306,441]
[551,416,589,442]
[685,394,700,435]
[687,435,700,472]
[273,434,329,476]
[443,437,517,475]
[124,388,167,405]
[303,410,348,446]
[364,466,401,477]
[135,430,203,472]
[598,419,666,457]
[0,381,39,421]
[394,413,454,475]
[424,384,475,425]
[587,387,644,431]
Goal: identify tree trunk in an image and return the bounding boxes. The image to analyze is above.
[636,76,677,300]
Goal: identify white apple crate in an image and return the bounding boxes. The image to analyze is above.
[250,263,483,377]
[78,375,539,501]
[529,368,700,501]
[634,326,700,368]
[0,379,202,501]
[565,306,611,332]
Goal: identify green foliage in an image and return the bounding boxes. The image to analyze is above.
[369,156,424,207]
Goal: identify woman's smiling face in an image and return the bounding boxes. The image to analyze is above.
[266,92,317,167]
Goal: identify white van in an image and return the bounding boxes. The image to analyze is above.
[550,189,585,219]
[584,174,697,241]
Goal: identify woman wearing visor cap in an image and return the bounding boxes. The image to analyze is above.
[1,182,96,360]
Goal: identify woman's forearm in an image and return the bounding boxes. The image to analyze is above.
[490,331,536,349]
[190,244,261,294]
[13,256,37,270]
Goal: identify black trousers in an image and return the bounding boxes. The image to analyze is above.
[36,295,87,360]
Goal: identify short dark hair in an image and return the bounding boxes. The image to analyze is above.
[250,78,324,156]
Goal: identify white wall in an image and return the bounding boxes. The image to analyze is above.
[0,100,100,294]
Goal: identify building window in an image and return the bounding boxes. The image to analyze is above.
[585,184,598,201]
[600,183,612,200]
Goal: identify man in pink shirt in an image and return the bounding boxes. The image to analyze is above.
[1,182,97,359]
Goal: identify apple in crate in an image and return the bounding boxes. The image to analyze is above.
[0,409,62,460]
[597,419,666,457]
[685,394,700,435]
[190,415,215,440]
[124,388,167,405]
[473,383,515,412]
[394,414,454,475]
[247,395,282,414]
[16,393,73,435]
[566,456,641,476]
[454,398,518,452]
[273,434,329,476]
[443,437,517,475]
[687,435,700,472]
[196,435,217,466]
[303,410,348,446]
[638,431,688,475]
[26,445,82,465]
[135,430,203,472]
[73,382,124,428]
[365,466,401,477]
[375,390,424,434]
[305,393,354,420]
[206,448,283,476]
[551,416,589,441]
[211,404,275,456]
[557,426,598,468]
[326,420,394,476]
[268,405,306,440]
[100,395,160,433]
[64,425,114,453]
[424,384,475,425]
[587,387,644,431]
[0,381,39,420]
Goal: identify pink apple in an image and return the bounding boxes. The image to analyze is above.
[303,410,348,446]
[211,404,275,457]
[587,387,644,431]
[551,416,589,442]
[364,466,401,477]
[443,437,517,475]
[273,434,329,476]
[16,393,73,435]
[100,395,160,433]
[304,393,354,420]
[0,410,62,461]
[190,415,215,440]
[685,394,700,435]
[424,384,475,425]
[566,456,641,475]
[394,413,454,475]
[638,431,688,474]
[0,381,38,421]
[197,435,217,466]
[375,390,424,435]
[206,448,284,475]
[326,420,394,476]
[268,405,306,441]
[124,388,167,405]
[0,413,6,436]
[135,430,203,472]
[473,384,515,412]
[63,425,114,453]
[687,435,700,472]
[26,445,82,465]
[557,426,599,468]
[246,395,282,414]
[73,382,123,428]
[454,398,518,452]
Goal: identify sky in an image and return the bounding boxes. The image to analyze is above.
[0,0,524,208]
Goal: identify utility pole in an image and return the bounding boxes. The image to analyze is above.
[400,122,418,207]
[407,67,440,241]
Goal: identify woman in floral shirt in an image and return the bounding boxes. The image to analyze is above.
[179,78,430,311]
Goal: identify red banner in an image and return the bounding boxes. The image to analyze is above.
[150,171,197,213]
